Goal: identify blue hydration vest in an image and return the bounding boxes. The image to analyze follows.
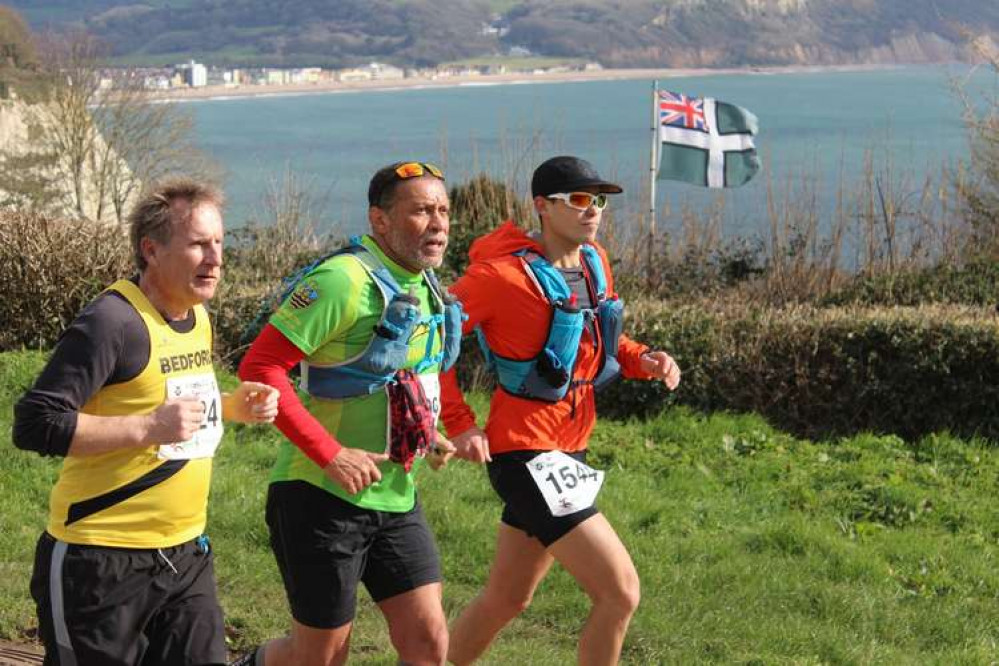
[477,244,623,403]
[291,238,462,400]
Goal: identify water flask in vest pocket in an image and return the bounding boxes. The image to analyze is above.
[365,291,421,375]
[590,297,624,392]
[440,292,464,372]
[535,301,584,388]
[597,297,624,357]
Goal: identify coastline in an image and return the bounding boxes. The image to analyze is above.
[149,63,899,104]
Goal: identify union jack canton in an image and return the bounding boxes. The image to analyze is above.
[659,90,708,132]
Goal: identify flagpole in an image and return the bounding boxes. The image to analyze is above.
[649,80,659,269]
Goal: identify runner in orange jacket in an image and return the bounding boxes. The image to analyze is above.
[440,156,681,665]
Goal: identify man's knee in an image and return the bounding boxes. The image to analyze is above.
[594,569,641,619]
[278,625,352,666]
[485,584,535,620]
[394,613,448,665]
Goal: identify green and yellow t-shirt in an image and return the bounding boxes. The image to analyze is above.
[269,236,443,512]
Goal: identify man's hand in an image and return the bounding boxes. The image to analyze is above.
[324,448,390,495]
[426,434,457,471]
[640,351,681,391]
[452,426,491,463]
[145,398,205,443]
[224,381,280,424]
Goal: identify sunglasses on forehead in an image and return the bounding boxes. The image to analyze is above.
[394,161,445,181]
[547,192,609,211]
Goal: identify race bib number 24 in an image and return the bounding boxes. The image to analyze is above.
[157,373,224,460]
[526,451,605,517]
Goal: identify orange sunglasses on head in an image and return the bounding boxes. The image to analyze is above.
[394,161,445,181]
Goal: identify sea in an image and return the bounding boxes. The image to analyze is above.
[187,64,994,239]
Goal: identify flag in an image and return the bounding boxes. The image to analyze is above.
[657,89,760,188]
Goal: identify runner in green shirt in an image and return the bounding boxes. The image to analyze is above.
[269,234,444,512]
[237,161,460,666]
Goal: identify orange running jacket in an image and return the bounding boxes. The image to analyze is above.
[440,221,653,454]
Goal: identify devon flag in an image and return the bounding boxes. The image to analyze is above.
[657,90,760,188]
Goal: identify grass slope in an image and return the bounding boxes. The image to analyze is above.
[3,350,999,663]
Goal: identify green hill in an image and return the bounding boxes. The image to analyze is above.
[0,5,47,99]
[3,0,999,68]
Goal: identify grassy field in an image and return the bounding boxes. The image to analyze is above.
[3,350,999,664]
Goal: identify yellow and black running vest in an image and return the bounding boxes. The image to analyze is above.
[47,279,219,548]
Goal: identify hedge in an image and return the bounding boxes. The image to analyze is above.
[597,301,999,441]
[4,209,998,442]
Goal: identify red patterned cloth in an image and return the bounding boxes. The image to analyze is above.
[387,370,436,472]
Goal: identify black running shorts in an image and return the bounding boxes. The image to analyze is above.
[265,480,442,629]
[487,449,599,547]
[30,532,226,666]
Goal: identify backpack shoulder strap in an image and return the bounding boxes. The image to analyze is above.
[346,240,402,302]
[578,244,607,300]
[514,248,572,304]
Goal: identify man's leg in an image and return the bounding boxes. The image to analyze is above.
[143,539,227,666]
[548,513,641,666]
[447,523,555,665]
[363,502,447,666]
[377,583,448,666]
[262,482,373,666]
[260,620,353,666]
[29,533,168,666]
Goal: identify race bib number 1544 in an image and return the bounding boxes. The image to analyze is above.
[526,451,605,517]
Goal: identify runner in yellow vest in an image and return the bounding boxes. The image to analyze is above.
[13,178,279,666]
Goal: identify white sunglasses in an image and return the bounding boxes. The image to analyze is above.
[547,192,609,211]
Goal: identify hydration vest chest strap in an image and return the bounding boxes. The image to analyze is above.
[299,238,458,400]
[477,244,623,403]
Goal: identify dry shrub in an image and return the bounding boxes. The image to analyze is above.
[0,210,131,350]
[212,171,341,367]
[441,174,531,282]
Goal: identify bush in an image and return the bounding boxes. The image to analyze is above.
[441,174,530,282]
[212,220,342,367]
[822,261,999,308]
[0,174,530,365]
[0,208,336,363]
[0,210,131,350]
[599,301,999,441]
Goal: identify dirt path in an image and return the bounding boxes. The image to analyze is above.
[0,641,41,666]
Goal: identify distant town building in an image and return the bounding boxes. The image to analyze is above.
[176,60,207,87]
[266,69,288,85]
[295,67,323,83]
[143,75,171,90]
[482,15,510,37]
[337,67,372,82]
[368,62,405,80]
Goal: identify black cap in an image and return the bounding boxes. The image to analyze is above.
[531,156,623,198]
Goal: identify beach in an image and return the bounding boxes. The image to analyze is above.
[149,64,893,103]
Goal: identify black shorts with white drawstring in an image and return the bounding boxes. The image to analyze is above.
[30,532,226,666]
